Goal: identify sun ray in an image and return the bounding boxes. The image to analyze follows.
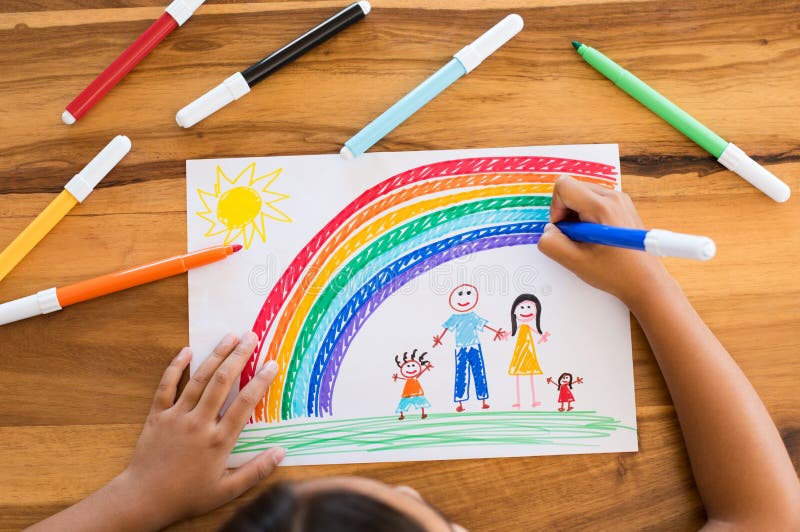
[262,202,292,223]
[251,167,282,189]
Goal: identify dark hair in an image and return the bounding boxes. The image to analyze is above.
[510,293,542,336]
[221,482,426,532]
[395,348,429,368]
[557,372,574,389]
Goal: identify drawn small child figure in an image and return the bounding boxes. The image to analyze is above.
[546,372,584,412]
[393,349,434,420]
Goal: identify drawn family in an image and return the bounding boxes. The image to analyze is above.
[391,284,585,419]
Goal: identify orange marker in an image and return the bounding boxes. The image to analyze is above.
[0,244,241,326]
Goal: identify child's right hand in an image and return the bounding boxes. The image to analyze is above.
[118,333,283,529]
[538,176,672,308]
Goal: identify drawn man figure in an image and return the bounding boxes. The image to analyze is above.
[432,284,507,412]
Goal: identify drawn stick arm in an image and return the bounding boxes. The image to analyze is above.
[433,328,448,347]
[484,324,508,341]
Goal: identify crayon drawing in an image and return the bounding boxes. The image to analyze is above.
[507,293,550,409]
[393,349,433,420]
[195,162,291,250]
[186,145,638,466]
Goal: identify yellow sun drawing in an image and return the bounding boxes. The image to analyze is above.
[196,163,291,249]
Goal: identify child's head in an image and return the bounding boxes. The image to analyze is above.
[558,372,573,388]
[395,349,429,378]
[448,283,478,313]
[222,479,458,531]
[510,293,542,335]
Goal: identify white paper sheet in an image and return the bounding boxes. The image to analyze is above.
[186,145,637,466]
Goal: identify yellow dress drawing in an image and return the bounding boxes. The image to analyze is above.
[507,323,542,375]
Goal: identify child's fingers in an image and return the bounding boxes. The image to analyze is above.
[151,347,192,413]
[194,332,259,418]
[221,447,286,499]
[177,333,239,411]
[549,175,616,224]
[537,223,588,271]
[220,360,279,437]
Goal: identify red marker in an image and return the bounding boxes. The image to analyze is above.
[62,0,206,125]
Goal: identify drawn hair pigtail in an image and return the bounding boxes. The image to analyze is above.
[394,354,403,368]
[419,352,429,366]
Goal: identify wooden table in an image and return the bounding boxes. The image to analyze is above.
[1,1,798,529]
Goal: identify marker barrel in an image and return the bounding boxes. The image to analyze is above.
[556,221,716,261]
[341,13,522,159]
[64,13,178,123]
[0,192,76,283]
[556,221,646,249]
[0,135,131,284]
[578,45,728,157]
[176,1,369,128]
[56,245,236,307]
[241,1,370,86]
[342,58,466,159]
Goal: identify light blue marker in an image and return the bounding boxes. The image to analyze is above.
[340,14,524,159]
[555,221,716,261]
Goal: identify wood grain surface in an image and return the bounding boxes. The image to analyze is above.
[1,1,798,530]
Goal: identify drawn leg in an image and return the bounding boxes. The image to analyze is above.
[512,375,521,409]
[398,412,405,420]
[567,401,574,412]
[454,347,470,408]
[456,401,465,413]
[421,407,427,420]
[470,345,490,406]
[530,374,542,407]
[558,402,565,412]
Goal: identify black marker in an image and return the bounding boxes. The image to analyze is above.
[176,1,370,128]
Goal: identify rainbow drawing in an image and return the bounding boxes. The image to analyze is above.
[239,156,618,424]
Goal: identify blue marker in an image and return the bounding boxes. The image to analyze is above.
[340,14,524,159]
[555,221,716,261]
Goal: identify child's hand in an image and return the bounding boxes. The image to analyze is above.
[538,175,672,308]
[113,333,284,529]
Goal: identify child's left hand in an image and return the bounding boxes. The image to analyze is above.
[113,332,285,529]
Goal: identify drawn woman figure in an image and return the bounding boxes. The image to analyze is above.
[508,294,550,409]
[392,349,434,420]
[546,372,584,412]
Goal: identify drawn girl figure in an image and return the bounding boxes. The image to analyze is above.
[546,372,584,412]
[508,294,550,409]
[392,349,434,420]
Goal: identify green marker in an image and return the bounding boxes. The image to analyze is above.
[573,41,790,203]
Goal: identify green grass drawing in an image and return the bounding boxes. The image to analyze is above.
[233,410,636,457]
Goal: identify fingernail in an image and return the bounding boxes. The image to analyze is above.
[272,447,286,465]
[261,360,279,374]
[178,347,192,361]
[222,333,237,346]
